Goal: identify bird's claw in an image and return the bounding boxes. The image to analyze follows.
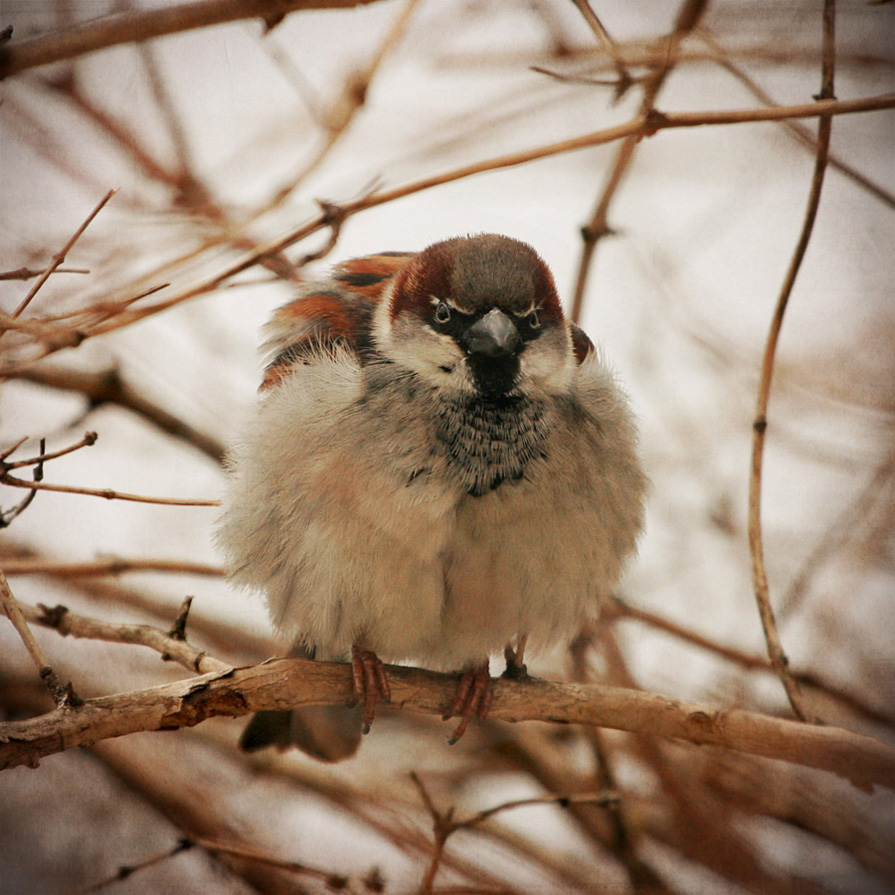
[444,661,492,744]
[351,646,390,734]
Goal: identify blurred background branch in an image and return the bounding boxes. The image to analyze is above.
[1,1,893,892]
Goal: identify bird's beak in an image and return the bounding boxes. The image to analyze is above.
[461,309,521,358]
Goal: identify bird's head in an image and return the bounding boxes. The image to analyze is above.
[373,234,575,399]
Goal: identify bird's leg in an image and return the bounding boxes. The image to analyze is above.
[350,645,391,734]
[444,659,492,744]
[502,634,529,680]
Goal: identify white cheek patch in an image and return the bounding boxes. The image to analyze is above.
[374,297,469,388]
[519,327,575,393]
[391,319,464,373]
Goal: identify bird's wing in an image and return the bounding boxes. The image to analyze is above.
[569,322,596,366]
[261,251,414,391]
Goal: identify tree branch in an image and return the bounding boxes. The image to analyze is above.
[570,0,708,322]
[17,601,232,676]
[2,190,116,325]
[1,656,893,789]
[0,0,387,80]
[2,557,223,579]
[16,364,226,463]
[1,91,891,379]
[0,471,220,506]
[748,0,837,723]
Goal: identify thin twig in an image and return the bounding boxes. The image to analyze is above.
[2,431,97,470]
[75,838,193,894]
[0,437,28,463]
[191,836,381,890]
[411,772,454,895]
[464,790,618,828]
[3,190,116,324]
[570,0,708,323]
[21,90,890,352]
[0,91,890,374]
[567,632,666,890]
[747,0,837,724]
[0,266,90,281]
[699,28,895,210]
[50,78,297,281]
[259,0,423,216]
[569,0,633,99]
[0,569,79,707]
[0,472,220,506]
[605,599,895,728]
[133,20,195,179]
[1,557,223,578]
[18,600,232,675]
[779,454,895,619]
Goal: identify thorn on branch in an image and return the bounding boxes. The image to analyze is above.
[78,837,196,893]
[580,222,617,242]
[61,679,84,708]
[362,867,386,893]
[262,12,286,33]
[296,201,346,267]
[39,664,82,709]
[168,596,193,642]
[37,603,70,631]
[613,68,635,103]
[528,64,640,99]
[162,596,196,664]
[642,108,669,137]
[0,436,49,527]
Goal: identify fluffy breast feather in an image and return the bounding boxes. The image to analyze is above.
[218,340,645,667]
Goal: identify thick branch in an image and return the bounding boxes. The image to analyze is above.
[17,364,226,463]
[1,657,893,789]
[0,0,386,80]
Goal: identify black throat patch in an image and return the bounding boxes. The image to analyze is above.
[465,354,520,399]
[434,394,549,496]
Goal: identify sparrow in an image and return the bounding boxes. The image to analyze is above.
[216,233,646,761]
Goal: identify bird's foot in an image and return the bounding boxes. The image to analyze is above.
[502,638,529,680]
[444,660,492,744]
[351,645,391,734]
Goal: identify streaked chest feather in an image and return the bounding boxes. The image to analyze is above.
[433,395,550,496]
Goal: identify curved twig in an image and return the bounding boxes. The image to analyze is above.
[747,0,837,723]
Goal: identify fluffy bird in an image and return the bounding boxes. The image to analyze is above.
[217,234,646,760]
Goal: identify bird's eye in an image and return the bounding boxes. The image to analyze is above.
[526,309,541,329]
[434,301,451,324]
